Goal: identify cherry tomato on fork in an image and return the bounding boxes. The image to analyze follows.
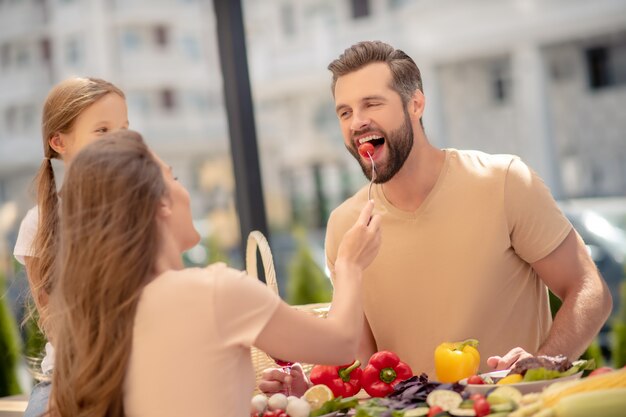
[358,142,375,158]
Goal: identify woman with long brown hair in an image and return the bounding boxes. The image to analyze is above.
[13,77,128,416]
[49,130,381,417]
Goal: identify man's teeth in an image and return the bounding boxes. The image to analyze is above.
[359,135,382,144]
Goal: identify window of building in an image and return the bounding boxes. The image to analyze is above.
[0,180,6,205]
[122,29,141,52]
[181,35,200,60]
[5,106,17,133]
[1,43,10,70]
[187,91,209,112]
[22,104,36,131]
[587,47,610,89]
[33,0,49,22]
[388,0,409,9]
[547,49,576,82]
[154,25,169,48]
[160,89,176,111]
[65,36,83,66]
[490,61,512,104]
[280,3,295,36]
[40,37,51,62]
[15,44,30,67]
[586,40,626,90]
[305,4,337,30]
[127,91,151,115]
[351,0,370,19]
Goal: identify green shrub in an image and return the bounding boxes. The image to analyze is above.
[287,228,332,305]
[580,338,604,367]
[611,278,626,368]
[23,308,46,360]
[0,272,22,396]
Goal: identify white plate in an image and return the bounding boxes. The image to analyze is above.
[459,369,583,395]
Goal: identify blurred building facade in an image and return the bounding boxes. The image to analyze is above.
[0,0,240,254]
[1,0,626,254]
[246,0,626,224]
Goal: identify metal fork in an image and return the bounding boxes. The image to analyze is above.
[367,151,377,200]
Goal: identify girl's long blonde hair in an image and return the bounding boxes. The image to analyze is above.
[30,77,125,332]
[49,131,165,417]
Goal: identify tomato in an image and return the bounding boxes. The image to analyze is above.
[467,375,485,385]
[263,412,276,417]
[473,398,491,417]
[589,366,614,377]
[428,406,444,417]
[358,142,375,158]
[470,393,485,402]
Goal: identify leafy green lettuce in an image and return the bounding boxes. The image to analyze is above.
[522,359,595,382]
[310,397,359,417]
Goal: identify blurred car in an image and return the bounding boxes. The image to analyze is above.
[559,199,626,356]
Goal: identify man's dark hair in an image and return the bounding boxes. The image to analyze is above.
[328,40,423,106]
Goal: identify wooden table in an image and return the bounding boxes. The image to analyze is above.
[0,395,27,417]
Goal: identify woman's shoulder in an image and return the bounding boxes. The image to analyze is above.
[137,264,265,317]
[146,263,248,294]
[136,266,229,316]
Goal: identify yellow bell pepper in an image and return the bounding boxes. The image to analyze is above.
[434,339,481,383]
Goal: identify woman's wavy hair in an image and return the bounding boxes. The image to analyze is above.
[49,130,165,417]
[30,77,125,333]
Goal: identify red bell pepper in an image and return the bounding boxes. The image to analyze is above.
[361,351,413,397]
[309,360,362,398]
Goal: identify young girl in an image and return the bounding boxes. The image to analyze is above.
[48,130,381,417]
[13,77,129,417]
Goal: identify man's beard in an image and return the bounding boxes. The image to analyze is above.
[346,109,414,184]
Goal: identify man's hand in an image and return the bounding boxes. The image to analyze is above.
[487,347,533,370]
[258,363,310,397]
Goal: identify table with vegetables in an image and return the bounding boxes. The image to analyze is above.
[250,339,626,417]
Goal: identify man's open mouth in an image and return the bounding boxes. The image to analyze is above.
[358,134,385,148]
[357,135,385,159]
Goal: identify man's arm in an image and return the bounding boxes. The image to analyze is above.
[488,229,612,369]
[533,229,612,358]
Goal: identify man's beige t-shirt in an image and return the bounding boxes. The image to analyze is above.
[124,264,280,417]
[325,149,571,376]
